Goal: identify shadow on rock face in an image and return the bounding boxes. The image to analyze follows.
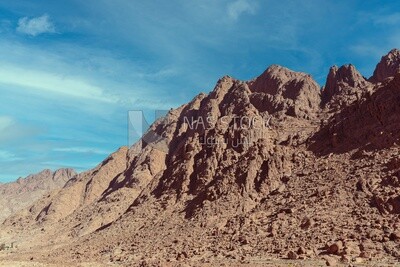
[308,73,400,156]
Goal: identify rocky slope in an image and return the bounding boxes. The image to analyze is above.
[0,168,76,223]
[1,49,400,266]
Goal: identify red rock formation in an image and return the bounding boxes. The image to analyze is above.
[248,65,321,118]
[322,64,369,105]
[371,48,400,82]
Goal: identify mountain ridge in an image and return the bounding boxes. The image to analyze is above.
[1,49,400,266]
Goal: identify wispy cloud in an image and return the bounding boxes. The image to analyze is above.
[53,147,110,155]
[0,38,182,110]
[0,64,118,103]
[16,14,55,36]
[0,150,22,162]
[227,0,256,20]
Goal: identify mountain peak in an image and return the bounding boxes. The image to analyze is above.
[247,64,321,118]
[322,64,367,103]
[251,65,317,94]
[371,48,400,82]
[53,168,77,182]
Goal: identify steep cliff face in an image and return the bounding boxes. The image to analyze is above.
[2,49,400,266]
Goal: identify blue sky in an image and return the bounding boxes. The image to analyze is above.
[0,0,399,182]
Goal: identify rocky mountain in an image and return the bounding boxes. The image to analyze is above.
[1,49,400,266]
[0,168,76,223]
[321,64,371,107]
[371,48,400,82]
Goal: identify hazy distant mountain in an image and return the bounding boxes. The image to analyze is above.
[0,168,76,223]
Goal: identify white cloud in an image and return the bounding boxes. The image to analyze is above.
[0,39,179,110]
[0,64,118,103]
[227,0,256,20]
[53,147,110,155]
[16,14,55,36]
[0,150,22,162]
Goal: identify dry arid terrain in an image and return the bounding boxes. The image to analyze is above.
[0,169,76,223]
[1,49,400,266]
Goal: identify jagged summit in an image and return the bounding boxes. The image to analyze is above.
[371,48,400,82]
[322,64,369,104]
[249,64,319,95]
[247,65,321,118]
[206,49,400,111]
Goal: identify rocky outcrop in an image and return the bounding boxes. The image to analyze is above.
[371,48,400,82]
[322,64,370,105]
[312,72,400,155]
[248,65,321,118]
